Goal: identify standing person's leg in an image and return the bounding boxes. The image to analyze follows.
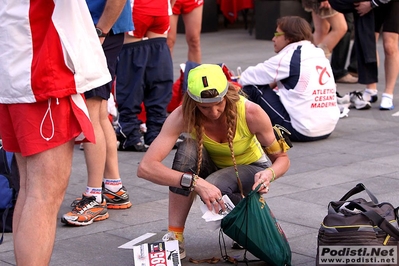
[99,33,131,208]
[182,3,203,63]
[331,13,357,83]
[382,32,399,96]
[144,38,173,145]
[378,1,399,110]
[14,141,74,265]
[83,97,107,190]
[1,97,88,265]
[115,41,148,151]
[379,31,399,110]
[167,14,179,57]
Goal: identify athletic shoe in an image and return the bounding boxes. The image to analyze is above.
[61,195,109,226]
[379,93,394,110]
[349,91,371,110]
[362,89,378,103]
[102,185,132,209]
[162,231,186,260]
[336,92,351,111]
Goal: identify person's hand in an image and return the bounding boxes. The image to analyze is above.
[253,169,273,194]
[354,1,372,16]
[195,178,226,214]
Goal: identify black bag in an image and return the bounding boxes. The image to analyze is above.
[316,183,399,266]
[0,145,19,245]
[221,184,292,266]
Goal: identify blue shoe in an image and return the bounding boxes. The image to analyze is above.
[379,93,394,110]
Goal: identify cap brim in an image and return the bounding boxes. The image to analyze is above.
[187,85,228,103]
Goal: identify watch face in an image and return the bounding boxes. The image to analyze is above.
[181,173,192,188]
[96,28,102,36]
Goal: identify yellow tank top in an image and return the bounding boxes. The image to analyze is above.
[199,96,263,168]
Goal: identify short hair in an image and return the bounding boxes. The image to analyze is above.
[276,16,313,44]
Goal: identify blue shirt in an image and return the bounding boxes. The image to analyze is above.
[86,0,134,34]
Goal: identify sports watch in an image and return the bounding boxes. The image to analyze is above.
[95,27,108,37]
[180,173,194,191]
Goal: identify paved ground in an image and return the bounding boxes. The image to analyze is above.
[1,19,399,266]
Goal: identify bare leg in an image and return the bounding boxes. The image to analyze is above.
[102,99,120,179]
[382,31,399,95]
[167,14,179,57]
[83,97,106,188]
[168,191,194,228]
[182,5,203,63]
[13,140,74,265]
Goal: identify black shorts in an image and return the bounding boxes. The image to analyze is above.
[374,0,399,34]
[84,32,124,100]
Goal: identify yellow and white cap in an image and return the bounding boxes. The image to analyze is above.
[187,64,228,103]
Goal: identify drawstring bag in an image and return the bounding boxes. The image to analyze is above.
[221,183,292,266]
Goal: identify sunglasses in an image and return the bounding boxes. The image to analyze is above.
[274,32,285,37]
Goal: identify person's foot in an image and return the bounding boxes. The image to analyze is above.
[362,88,378,103]
[162,232,186,259]
[379,93,394,110]
[336,74,358,84]
[348,71,358,78]
[61,195,109,226]
[349,91,371,110]
[103,185,132,209]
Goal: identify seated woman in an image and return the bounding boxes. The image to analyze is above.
[239,16,340,142]
[137,64,290,259]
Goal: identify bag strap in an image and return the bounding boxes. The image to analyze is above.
[339,183,378,204]
[362,210,399,240]
[344,201,399,240]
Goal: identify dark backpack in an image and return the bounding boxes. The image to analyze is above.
[0,145,19,245]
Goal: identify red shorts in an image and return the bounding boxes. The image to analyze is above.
[131,13,170,38]
[0,96,94,156]
[172,0,204,15]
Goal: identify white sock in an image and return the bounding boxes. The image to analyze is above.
[382,93,393,99]
[103,178,122,192]
[364,88,378,95]
[85,187,102,203]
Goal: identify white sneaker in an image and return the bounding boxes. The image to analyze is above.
[162,232,186,259]
[336,92,351,113]
[379,93,394,110]
[349,91,371,110]
[362,89,378,103]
